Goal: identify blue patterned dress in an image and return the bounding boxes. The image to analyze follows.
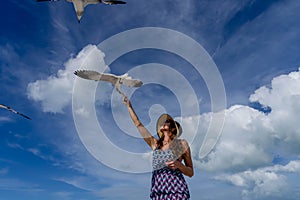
[150,148,190,200]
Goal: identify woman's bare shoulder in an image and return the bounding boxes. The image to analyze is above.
[175,138,189,147]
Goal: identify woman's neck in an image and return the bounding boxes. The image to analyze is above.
[163,134,172,145]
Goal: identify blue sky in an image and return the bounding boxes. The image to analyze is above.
[1,0,300,199]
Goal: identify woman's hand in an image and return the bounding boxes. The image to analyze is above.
[123,96,131,107]
[165,160,183,170]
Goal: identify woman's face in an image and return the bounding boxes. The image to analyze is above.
[160,120,173,136]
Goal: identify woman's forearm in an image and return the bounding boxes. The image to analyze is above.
[178,163,194,177]
[127,103,142,127]
[123,97,157,149]
[166,160,194,177]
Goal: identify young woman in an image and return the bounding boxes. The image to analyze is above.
[123,96,194,200]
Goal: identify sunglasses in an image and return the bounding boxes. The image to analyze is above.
[163,119,171,124]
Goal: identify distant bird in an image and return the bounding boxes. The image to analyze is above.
[36,0,126,22]
[74,70,143,97]
[0,104,31,120]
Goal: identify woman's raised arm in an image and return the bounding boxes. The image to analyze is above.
[123,96,157,150]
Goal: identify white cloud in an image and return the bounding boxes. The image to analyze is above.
[27,45,106,113]
[274,160,300,173]
[249,68,300,154]
[215,160,300,200]
[193,68,300,172]
[179,105,272,172]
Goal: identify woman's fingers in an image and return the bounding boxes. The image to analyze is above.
[166,160,183,170]
[166,161,177,169]
[123,96,128,104]
[123,96,131,107]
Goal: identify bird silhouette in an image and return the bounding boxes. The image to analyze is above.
[36,0,126,22]
[0,104,31,120]
[74,70,143,97]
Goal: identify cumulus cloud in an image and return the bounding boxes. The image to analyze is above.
[193,68,300,171]
[249,68,300,155]
[215,160,300,200]
[191,105,273,172]
[27,45,106,113]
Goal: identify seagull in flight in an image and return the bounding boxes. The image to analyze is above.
[74,70,143,97]
[0,104,31,120]
[36,0,126,22]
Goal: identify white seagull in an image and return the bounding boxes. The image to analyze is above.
[74,70,143,97]
[36,0,126,22]
[0,104,31,120]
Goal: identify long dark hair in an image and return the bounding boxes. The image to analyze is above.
[157,119,177,149]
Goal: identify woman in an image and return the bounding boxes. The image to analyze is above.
[123,96,194,200]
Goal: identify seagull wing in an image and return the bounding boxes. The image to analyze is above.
[102,0,126,5]
[0,104,31,120]
[74,70,118,85]
[75,70,142,97]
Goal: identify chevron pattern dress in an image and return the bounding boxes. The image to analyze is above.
[150,148,190,200]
